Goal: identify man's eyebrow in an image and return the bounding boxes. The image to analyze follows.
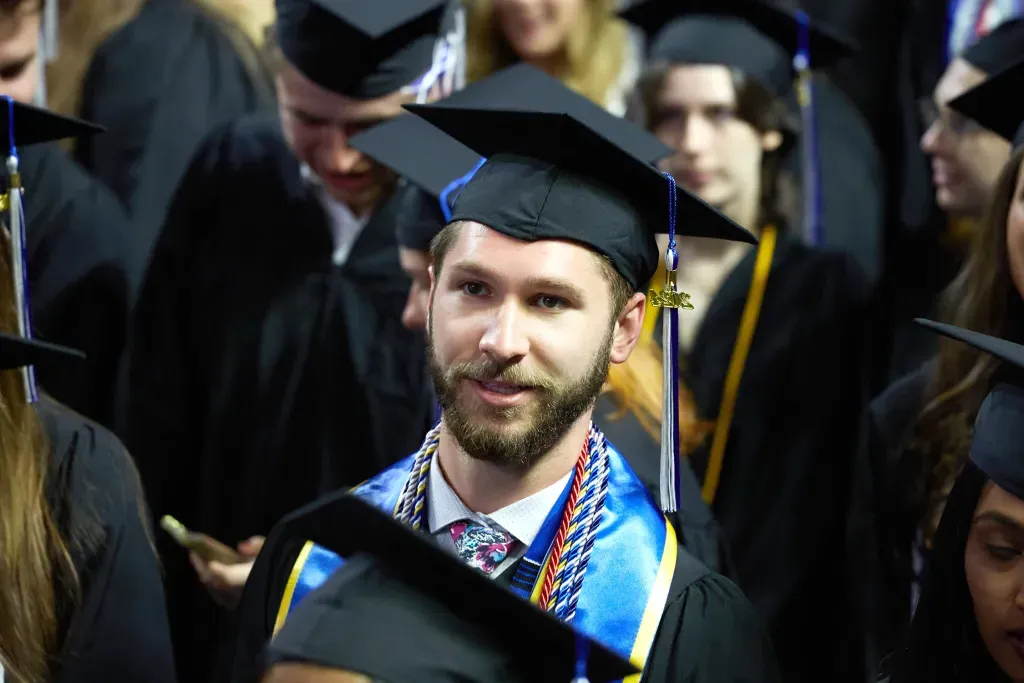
[446,261,588,301]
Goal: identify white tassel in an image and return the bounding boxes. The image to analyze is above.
[659,305,678,512]
[6,154,37,402]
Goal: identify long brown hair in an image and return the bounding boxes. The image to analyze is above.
[908,147,1024,540]
[0,230,78,683]
[465,0,629,108]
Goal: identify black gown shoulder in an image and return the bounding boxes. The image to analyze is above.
[75,0,274,259]
[41,397,175,683]
[643,548,781,683]
[593,394,735,578]
[21,143,140,430]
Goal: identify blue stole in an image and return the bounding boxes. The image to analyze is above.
[272,445,677,681]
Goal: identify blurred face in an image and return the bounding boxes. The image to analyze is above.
[965,482,1024,682]
[921,58,1012,217]
[399,247,431,332]
[426,223,643,468]
[276,61,411,214]
[651,65,779,216]
[0,1,41,104]
[1006,160,1024,301]
[492,0,583,63]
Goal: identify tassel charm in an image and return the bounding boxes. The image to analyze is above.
[794,10,822,247]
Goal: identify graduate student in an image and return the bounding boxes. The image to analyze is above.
[261,495,639,683]
[854,54,1024,678]
[0,100,174,683]
[621,2,871,680]
[348,62,732,574]
[226,100,780,683]
[123,0,459,679]
[882,319,1024,682]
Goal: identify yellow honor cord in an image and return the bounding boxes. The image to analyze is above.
[701,225,777,505]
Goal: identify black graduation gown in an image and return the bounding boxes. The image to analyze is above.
[75,0,274,261]
[40,397,175,683]
[20,143,141,431]
[123,114,434,682]
[223,491,781,683]
[593,393,735,578]
[679,235,870,683]
[847,362,932,679]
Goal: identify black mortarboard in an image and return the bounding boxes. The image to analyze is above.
[265,494,638,683]
[274,0,449,99]
[350,63,675,250]
[961,18,1024,74]
[948,57,1024,149]
[915,319,1024,501]
[403,104,754,290]
[0,333,84,373]
[1,97,102,403]
[620,0,856,98]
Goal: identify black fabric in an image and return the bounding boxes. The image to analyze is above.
[593,393,735,578]
[0,332,83,371]
[0,99,101,146]
[949,56,1024,147]
[395,185,446,251]
[123,115,434,682]
[674,236,870,683]
[621,0,856,97]
[227,484,780,683]
[961,17,1024,73]
[20,143,140,430]
[75,0,275,263]
[40,397,176,683]
[275,0,446,98]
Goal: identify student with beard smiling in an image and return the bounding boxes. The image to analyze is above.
[224,99,779,682]
[122,1,460,680]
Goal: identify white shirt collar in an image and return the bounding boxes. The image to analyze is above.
[427,451,572,546]
[301,163,369,266]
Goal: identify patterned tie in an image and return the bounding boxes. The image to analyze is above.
[449,520,515,575]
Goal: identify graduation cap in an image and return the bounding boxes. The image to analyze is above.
[265,494,638,683]
[0,333,84,373]
[403,102,753,512]
[621,0,856,247]
[961,18,1024,74]
[915,319,1024,502]
[0,97,103,403]
[350,63,675,250]
[948,57,1024,150]
[274,0,450,99]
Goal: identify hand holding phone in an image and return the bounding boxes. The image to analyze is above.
[160,515,245,565]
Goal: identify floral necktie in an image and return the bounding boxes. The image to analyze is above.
[448,520,516,575]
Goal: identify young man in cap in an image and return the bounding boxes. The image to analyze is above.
[122,1,460,679]
[226,99,780,682]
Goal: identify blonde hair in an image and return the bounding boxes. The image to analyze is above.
[465,0,628,108]
[45,0,273,121]
[0,229,78,683]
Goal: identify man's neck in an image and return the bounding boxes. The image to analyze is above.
[435,413,594,515]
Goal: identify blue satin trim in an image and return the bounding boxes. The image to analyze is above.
[278,447,672,671]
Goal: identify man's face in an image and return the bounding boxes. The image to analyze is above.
[0,1,41,104]
[276,61,412,215]
[921,58,1013,217]
[426,223,643,469]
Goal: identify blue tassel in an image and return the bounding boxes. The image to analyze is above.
[794,10,823,247]
[438,157,486,222]
[659,172,681,513]
[3,96,37,402]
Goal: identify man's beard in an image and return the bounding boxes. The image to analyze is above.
[427,326,612,470]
